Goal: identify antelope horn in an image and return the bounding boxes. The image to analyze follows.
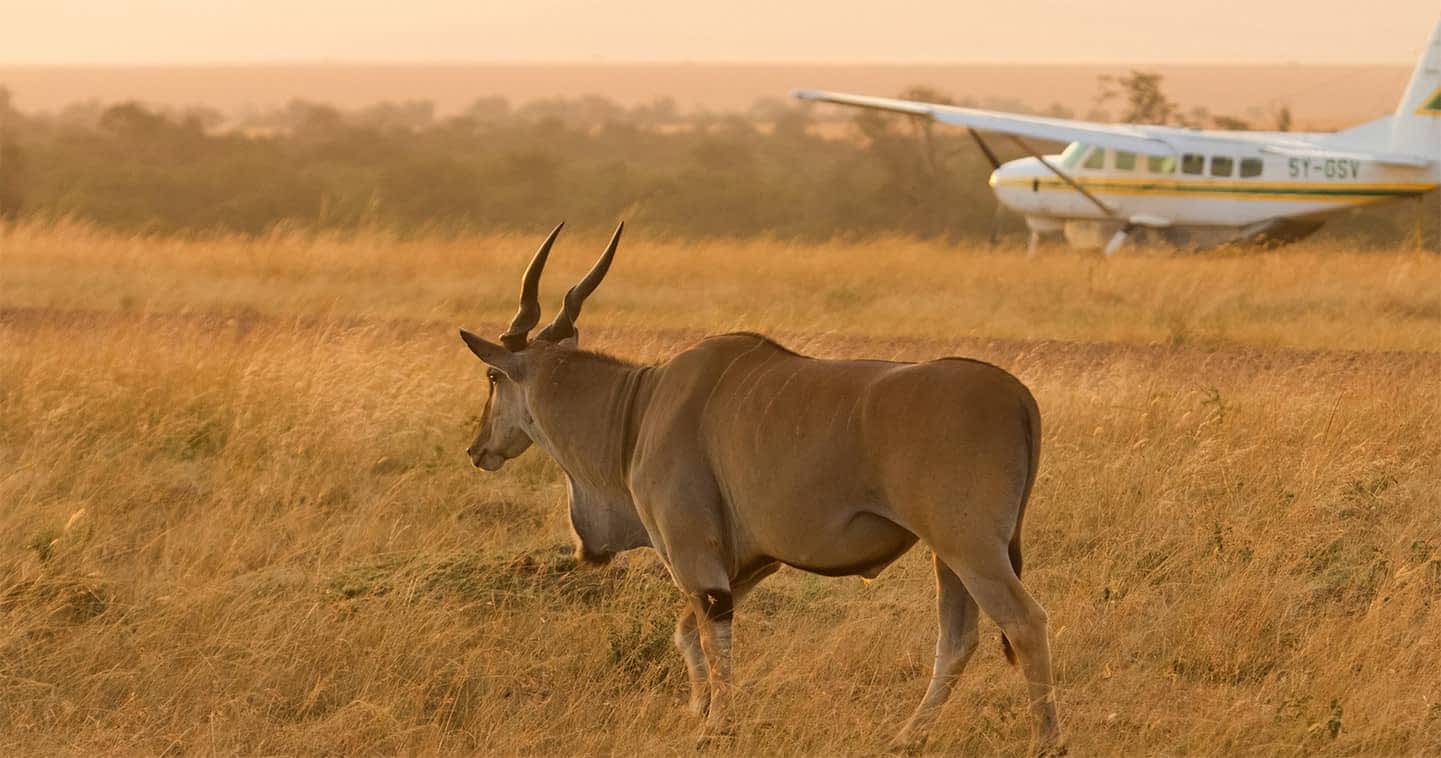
[536,222,623,343]
[499,222,564,351]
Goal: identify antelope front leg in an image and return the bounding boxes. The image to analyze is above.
[673,607,710,717]
[690,588,735,748]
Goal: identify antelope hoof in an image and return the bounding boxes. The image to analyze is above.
[686,694,710,718]
[1035,738,1069,757]
[694,731,734,752]
[885,734,927,756]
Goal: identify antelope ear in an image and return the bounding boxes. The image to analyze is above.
[459,329,521,376]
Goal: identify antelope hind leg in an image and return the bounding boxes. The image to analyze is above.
[889,553,981,755]
[947,553,1064,755]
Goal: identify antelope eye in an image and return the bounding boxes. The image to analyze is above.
[487,369,501,383]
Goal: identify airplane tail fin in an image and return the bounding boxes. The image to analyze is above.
[1391,15,1441,157]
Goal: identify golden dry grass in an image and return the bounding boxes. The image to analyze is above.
[2,222,1439,755]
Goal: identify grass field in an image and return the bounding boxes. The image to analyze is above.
[2,222,1439,755]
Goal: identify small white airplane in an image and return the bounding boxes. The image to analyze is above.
[795,17,1441,254]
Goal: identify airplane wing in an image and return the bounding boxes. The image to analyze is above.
[794,88,1437,169]
[792,88,1176,156]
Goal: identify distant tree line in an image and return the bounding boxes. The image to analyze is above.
[1093,70,1293,131]
[0,82,1432,247]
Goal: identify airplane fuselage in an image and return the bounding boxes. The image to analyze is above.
[989,140,1438,248]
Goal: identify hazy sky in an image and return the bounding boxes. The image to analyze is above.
[2,1,1436,65]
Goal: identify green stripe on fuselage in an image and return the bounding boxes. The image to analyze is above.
[1019,179,1432,200]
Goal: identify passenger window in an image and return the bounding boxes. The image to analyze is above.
[1147,155,1176,174]
[1181,153,1204,175]
[1083,147,1106,170]
[1114,151,1136,171]
[1240,158,1263,178]
[1210,156,1234,177]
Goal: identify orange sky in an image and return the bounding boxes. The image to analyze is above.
[0,1,1436,65]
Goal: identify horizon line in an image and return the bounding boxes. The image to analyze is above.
[0,57,1418,69]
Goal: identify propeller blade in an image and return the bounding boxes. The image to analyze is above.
[988,203,1005,247]
[1104,226,1133,257]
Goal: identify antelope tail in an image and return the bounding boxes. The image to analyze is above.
[1001,396,1041,666]
[1000,536,1023,666]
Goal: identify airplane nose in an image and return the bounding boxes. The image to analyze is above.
[990,156,1046,184]
[988,157,1049,214]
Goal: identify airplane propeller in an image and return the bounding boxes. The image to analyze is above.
[967,128,1010,248]
[1104,224,1134,257]
[1004,135,1117,219]
[988,205,1008,248]
[1001,134,1181,257]
[1106,214,1172,256]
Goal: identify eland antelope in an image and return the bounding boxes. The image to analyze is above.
[459,224,1063,754]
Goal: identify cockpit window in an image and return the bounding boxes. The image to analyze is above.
[1083,147,1106,170]
[1115,151,1137,171]
[1147,155,1176,174]
[1059,143,1088,168]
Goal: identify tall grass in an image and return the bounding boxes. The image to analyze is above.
[2,222,1438,754]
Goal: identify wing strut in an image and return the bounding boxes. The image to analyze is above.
[967,128,1002,169]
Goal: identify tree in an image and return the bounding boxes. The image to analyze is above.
[896,86,957,175]
[0,87,23,221]
[630,97,679,128]
[98,102,171,140]
[1096,71,1178,124]
[462,96,511,126]
[1097,71,1270,130]
[1041,102,1075,119]
[1212,115,1251,131]
[354,100,435,132]
[1272,104,1293,132]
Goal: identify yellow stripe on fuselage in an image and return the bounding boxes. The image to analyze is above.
[991,176,1437,203]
